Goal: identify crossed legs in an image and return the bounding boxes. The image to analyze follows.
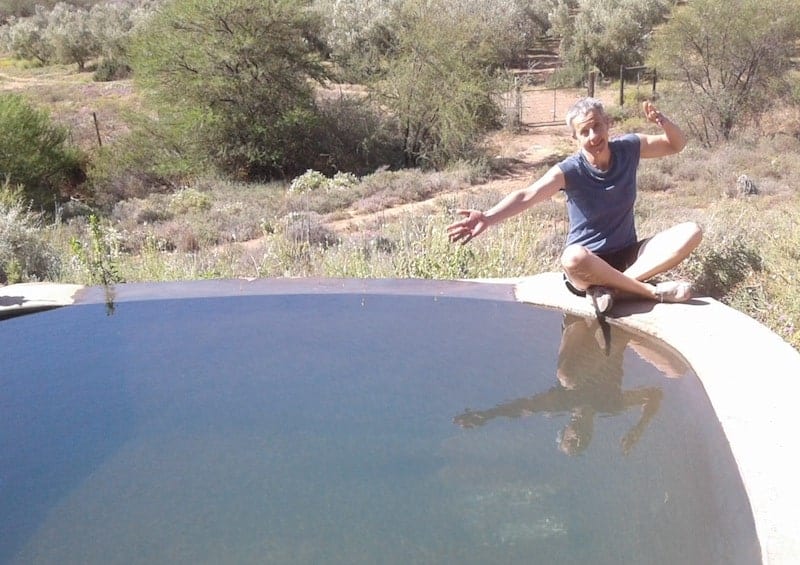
[561,221,703,301]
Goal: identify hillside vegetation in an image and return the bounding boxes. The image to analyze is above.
[0,0,799,350]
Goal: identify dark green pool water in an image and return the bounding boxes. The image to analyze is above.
[1,288,760,564]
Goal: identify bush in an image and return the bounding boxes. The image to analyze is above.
[289,170,358,194]
[0,188,60,283]
[311,92,405,175]
[553,0,670,78]
[129,0,331,180]
[366,0,506,168]
[93,57,132,81]
[0,92,84,211]
[679,230,763,300]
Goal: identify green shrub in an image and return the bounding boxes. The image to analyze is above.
[92,57,132,82]
[680,230,763,300]
[69,213,123,286]
[289,170,331,193]
[169,188,213,215]
[312,93,405,174]
[129,0,331,180]
[0,92,84,210]
[0,187,60,283]
[289,170,359,194]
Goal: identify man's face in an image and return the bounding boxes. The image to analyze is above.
[573,109,610,161]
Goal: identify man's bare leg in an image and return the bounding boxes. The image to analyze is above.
[561,221,703,301]
[561,246,659,300]
[624,221,703,282]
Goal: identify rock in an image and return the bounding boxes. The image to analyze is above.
[736,174,758,196]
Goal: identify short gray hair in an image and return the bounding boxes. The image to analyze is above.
[565,97,608,133]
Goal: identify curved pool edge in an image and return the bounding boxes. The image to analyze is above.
[3,275,799,564]
[0,282,84,319]
[0,278,517,319]
[511,271,800,565]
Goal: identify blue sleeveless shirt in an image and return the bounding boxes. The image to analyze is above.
[557,133,641,253]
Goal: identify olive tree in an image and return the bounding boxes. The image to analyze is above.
[648,0,800,144]
[129,0,331,179]
[88,0,141,61]
[45,2,99,71]
[315,0,541,80]
[550,0,670,78]
[1,6,53,65]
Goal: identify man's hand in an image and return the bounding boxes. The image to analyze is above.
[447,209,489,244]
[642,100,665,126]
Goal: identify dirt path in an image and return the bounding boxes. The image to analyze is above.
[323,125,571,235]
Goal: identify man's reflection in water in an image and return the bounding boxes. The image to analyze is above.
[454,315,689,456]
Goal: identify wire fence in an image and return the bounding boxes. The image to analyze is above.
[500,67,658,129]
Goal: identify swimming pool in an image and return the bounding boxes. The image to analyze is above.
[1,279,760,564]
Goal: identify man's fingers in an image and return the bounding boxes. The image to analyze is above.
[448,226,474,244]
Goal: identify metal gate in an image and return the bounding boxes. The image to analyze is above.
[500,74,591,129]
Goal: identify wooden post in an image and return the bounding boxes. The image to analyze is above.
[619,66,625,106]
[92,112,102,147]
[588,70,596,98]
[652,68,657,97]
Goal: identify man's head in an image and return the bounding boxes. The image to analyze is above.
[565,97,609,136]
[565,97,612,164]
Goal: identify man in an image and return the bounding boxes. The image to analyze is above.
[447,97,702,315]
[453,314,682,455]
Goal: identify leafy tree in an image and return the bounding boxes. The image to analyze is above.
[129,0,331,179]
[648,0,800,143]
[550,0,670,78]
[316,0,541,80]
[45,2,99,71]
[0,93,84,210]
[368,0,510,168]
[1,0,149,70]
[88,0,139,61]
[0,0,99,19]
[1,6,53,65]
[312,0,396,80]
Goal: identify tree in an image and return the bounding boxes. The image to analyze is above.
[88,0,140,61]
[45,2,99,71]
[648,0,800,143]
[368,0,512,168]
[129,0,331,179]
[550,0,670,78]
[0,93,83,210]
[1,6,53,65]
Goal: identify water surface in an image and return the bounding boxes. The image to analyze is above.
[1,290,760,564]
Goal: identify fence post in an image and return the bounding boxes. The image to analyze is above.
[92,112,102,147]
[588,70,596,98]
[652,68,657,98]
[619,65,625,106]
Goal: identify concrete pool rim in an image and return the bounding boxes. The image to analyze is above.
[2,274,799,565]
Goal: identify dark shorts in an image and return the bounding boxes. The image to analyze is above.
[596,240,647,272]
[563,240,648,297]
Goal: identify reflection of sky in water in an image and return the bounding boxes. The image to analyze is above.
[1,294,760,564]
